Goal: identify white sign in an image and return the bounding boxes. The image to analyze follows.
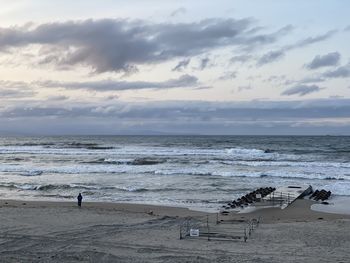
[256,194,262,199]
[190,229,199,237]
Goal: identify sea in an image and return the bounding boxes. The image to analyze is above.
[0,136,349,211]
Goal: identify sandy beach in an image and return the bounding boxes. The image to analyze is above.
[0,199,349,263]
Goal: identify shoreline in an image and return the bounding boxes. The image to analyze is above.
[1,198,350,223]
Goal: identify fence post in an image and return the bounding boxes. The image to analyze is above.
[280,192,283,206]
[207,215,210,241]
[186,219,189,235]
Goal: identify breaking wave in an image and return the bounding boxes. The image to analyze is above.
[0,182,178,193]
[82,157,167,166]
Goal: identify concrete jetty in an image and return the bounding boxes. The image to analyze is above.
[262,185,313,209]
[221,185,313,214]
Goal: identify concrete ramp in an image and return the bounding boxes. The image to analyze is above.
[263,185,312,209]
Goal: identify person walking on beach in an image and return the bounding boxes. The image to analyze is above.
[77,193,83,207]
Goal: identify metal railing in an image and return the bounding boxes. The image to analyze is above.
[261,191,292,207]
[180,215,260,242]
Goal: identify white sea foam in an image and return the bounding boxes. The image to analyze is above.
[321,181,350,196]
[0,145,297,160]
[226,147,265,155]
[1,161,348,181]
[311,196,350,215]
[233,160,350,168]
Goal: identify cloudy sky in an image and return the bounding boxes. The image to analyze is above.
[0,0,350,135]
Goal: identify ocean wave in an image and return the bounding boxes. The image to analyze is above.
[154,170,212,176]
[226,147,265,155]
[0,183,114,191]
[232,160,350,169]
[0,182,178,193]
[1,160,349,181]
[0,164,135,174]
[152,169,349,181]
[224,147,301,161]
[324,177,345,181]
[0,145,292,159]
[322,181,350,196]
[5,157,27,162]
[37,194,75,199]
[3,142,55,147]
[55,142,115,150]
[119,186,176,192]
[82,157,167,166]
[19,170,43,176]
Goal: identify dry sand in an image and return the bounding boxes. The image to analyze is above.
[0,199,349,263]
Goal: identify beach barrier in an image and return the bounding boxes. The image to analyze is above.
[221,187,276,211]
[261,185,313,209]
[309,189,331,201]
[221,185,313,212]
[179,216,260,242]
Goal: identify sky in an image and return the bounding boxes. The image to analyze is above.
[0,0,350,135]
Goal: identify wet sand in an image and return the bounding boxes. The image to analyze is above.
[0,199,349,262]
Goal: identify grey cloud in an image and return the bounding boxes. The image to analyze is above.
[299,76,325,84]
[242,25,293,50]
[198,57,210,70]
[0,18,292,73]
[306,52,340,69]
[264,75,286,83]
[329,95,344,99]
[230,54,253,63]
[218,71,237,81]
[1,98,350,121]
[0,80,36,98]
[0,89,35,98]
[258,30,336,66]
[1,98,350,135]
[106,95,119,100]
[172,59,191,71]
[192,86,212,90]
[237,85,252,92]
[323,63,350,78]
[47,95,69,101]
[345,25,350,31]
[0,107,89,118]
[170,7,187,17]
[292,30,337,48]
[257,50,284,66]
[37,74,199,91]
[282,84,322,96]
